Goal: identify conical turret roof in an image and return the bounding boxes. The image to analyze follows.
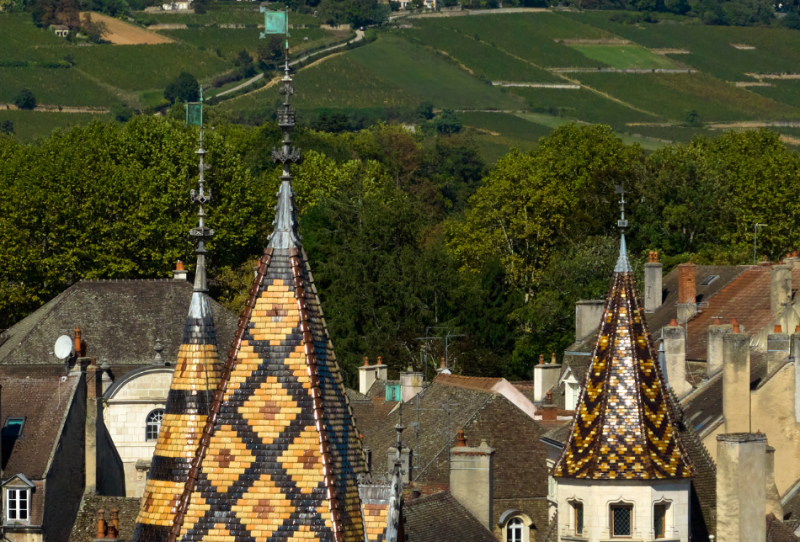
[553,235,694,480]
[134,127,221,542]
[148,54,366,542]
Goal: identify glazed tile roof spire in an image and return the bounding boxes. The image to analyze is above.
[385,405,405,542]
[163,42,366,542]
[553,187,694,480]
[133,120,222,542]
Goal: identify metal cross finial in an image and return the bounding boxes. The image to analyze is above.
[615,184,628,230]
[189,87,215,292]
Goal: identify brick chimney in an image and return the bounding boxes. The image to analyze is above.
[767,324,790,375]
[716,433,766,542]
[677,262,697,323]
[771,264,792,316]
[663,320,692,398]
[450,434,494,530]
[644,251,663,313]
[541,390,558,421]
[723,330,751,433]
[707,318,732,377]
[173,260,188,281]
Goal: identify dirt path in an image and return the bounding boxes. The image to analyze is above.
[83,12,173,45]
[216,30,363,98]
[0,104,110,113]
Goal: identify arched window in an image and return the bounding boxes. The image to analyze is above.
[146,409,164,441]
[507,518,523,542]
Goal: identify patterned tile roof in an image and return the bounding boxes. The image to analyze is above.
[132,289,222,542]
[132,62,365,542]
[554,236,694,480]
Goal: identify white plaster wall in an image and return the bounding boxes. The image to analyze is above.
[104,372,172,497]
[556,479,691,542]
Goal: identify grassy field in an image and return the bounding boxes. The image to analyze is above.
[0,68,121,107]
[345,36,523,110]
[0,110,114,142]
[222,53,419,113]
[429,13,614,68]
[508,86,659,128]
[748,81,800,109]
[158,26,329,57]
[575,72,800,122]
[568,43,680,69]
[0,13,67,62]
[459,111,553,141]
[558,11,800,81]
[393,24,561,83]
[617,124,720,143]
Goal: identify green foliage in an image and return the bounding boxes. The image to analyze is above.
[416,101,434,120]
[567,44,679,69]
[434,109,462,135]
[0,68,120,108]
[684,108,700,126]
[0,121,14,135]
[164,72,199,104]
[14,88,36,109]
[0,110,114,142]
[0,116,268,329]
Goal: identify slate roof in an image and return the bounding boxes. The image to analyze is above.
[69,495,142,542]
[554,237,694,480]
[0,369,81,479]
[403,492,496,542]
[768,513,800,542]
[783,479,800,533]
[358,377,552,531]
[0,280,237,366]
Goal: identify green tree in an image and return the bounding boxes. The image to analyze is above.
[14,89,36,110]
[0,121,14,135]
[684,109,701,127]
[0,117,268,329]
[416,101,434,120]
[164,72,199,104]
[434,109,462,135]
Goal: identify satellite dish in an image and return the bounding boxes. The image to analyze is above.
[54,335,74,360]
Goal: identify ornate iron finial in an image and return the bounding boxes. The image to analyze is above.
[614,184,632,273]
[268,42,303,249]
[189,88,215,292]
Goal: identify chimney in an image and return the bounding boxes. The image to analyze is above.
[771,264,792,316]
[450,433,494,530]
[663,320,692,398]
[541,390,557,421]
[716,433,766,542]
[575,300,605,340]
[644,251,663,313]
[400,365,424,403]
[723,331,751,433]
[375,356,387,382]
[437,357,451,375]
[97,510,106,539]
[767,325,790,375]
[173,260,188,281]
[677,262,697,323]
[359,356,388,395]
[533,355,561,403]
[766,445,782,518]
[85,356,102,495]
[707,318,733,377]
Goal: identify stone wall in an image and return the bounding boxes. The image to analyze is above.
[104,371,172,497]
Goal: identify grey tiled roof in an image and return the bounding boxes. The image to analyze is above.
[0,280,238,366]
[68,495,141,542]
[768,513,800,542]
[404,492,496,542]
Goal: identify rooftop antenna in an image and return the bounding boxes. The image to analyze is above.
[54,335,73,360]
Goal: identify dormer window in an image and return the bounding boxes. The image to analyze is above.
[507,518,523,542]
[6,488,29,523]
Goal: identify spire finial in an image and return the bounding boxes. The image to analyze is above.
[189,87,214,292]
[268,35,303,249]
[614,184,632,273]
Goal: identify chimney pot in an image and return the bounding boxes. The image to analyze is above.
[363,356,369,367]
[377,356,383,365]
[538,354,544,365]
[550,353,556,364]
[713,317,722,325]
[440,357,446,369]
[456,428,467,447]
[731,318,740,334]
[796,325,800,333]
[669,319,679,327]
[176,260,185,271]
[775,325,782,333]
[545,389,553,403]
[97,510,106,539]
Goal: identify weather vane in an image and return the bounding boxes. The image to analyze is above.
[615,184,628,231]
[188,87,214,292]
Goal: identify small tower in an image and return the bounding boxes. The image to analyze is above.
[132,115,222,542]
[553,186,694,542]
